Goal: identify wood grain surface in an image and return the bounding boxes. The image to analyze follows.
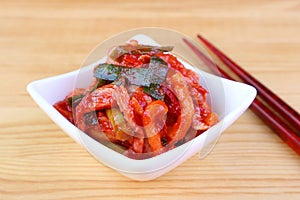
[1,0,299,199]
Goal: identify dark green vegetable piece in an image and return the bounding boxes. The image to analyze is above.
[148,56,168,84]
[123,67,152,86]
[94,63,122,81]
[123,56,168,87]
[161,137,168,146]
[93,56,169,87]
[67,94,85,107]
[83,112,98,125]
[143,83,165,100]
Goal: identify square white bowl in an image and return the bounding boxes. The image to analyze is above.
[27,34,256,181]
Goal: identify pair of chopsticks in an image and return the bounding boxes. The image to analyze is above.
[183,35,300,156]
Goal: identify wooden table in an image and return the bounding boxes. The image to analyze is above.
[1,0,299,199]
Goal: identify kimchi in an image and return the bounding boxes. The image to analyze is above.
[54,40,218,159]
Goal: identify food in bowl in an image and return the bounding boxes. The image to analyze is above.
[27,32,256,181]
[53,40,218,159]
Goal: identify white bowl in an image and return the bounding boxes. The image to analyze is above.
[27,34,256,181]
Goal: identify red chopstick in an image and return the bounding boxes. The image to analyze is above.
[183,37,300,155]
[197,34,300,135]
